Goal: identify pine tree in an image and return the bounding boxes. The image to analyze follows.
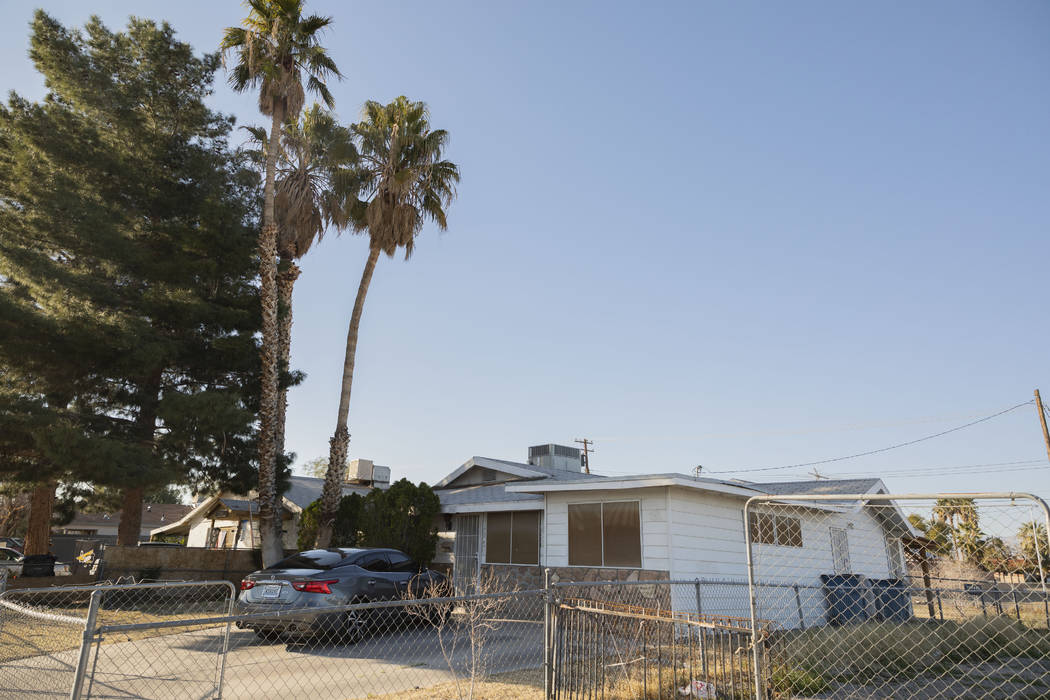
[0,12,263,548]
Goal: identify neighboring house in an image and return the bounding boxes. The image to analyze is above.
[433,444,914,627]
[55,503,193,540]
[150,460,388,550]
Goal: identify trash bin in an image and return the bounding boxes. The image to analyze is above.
[821,574,870,625]
[21,553,56,577]
[870,578,912,622]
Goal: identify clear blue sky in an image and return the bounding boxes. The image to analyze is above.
[4,1,1049,499]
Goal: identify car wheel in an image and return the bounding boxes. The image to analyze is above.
[254,629,284,642]
[428,602,453,626]
[334,610,364,644]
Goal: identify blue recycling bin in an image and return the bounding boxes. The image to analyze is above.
[870,578,913,622]
[821,574,871,625]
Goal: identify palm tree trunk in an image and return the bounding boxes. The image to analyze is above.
[24,481,55,556]
[317,247,381,548]
[275,258,301,466]
[257,105,286,567]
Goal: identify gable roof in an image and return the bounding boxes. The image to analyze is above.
[435,456,606,489]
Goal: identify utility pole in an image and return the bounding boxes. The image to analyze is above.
[574,438,594,474]
[1035,389,1050,465]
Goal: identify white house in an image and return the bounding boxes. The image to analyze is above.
[150,461,388,550]
[433,444,915,627]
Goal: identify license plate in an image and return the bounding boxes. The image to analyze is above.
[262,584,281,599]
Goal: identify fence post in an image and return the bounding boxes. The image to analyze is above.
[743,500,764,700]
[69,589,103,700]
[216,581,236,699]
[543,567,551,700]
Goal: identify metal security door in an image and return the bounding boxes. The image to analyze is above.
[452,514,481,595]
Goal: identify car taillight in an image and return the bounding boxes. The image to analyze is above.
[239,579,255,591]
[292,579,337,594]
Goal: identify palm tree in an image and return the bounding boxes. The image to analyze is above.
[221,0,340,566]
[316,97,459,547]
[933,498,979,562]
[247,106,359,467]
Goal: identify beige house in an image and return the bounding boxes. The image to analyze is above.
[150,461,387,549]
[55,503,193,541]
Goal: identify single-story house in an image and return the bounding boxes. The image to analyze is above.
[433,444,915,627]
[55,503,193,540]
[150,460,388,549]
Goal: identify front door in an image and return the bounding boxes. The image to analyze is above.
[452,514,480,594]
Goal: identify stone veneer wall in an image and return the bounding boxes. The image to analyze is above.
[480,563,669,590]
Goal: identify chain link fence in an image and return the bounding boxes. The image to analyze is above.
[744,492,1050,699]
[0,491,1047,699]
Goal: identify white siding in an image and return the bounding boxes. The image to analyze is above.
[664,489,898,627]
[542,488,668,571]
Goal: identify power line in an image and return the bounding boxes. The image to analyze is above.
[706,400,1034,475]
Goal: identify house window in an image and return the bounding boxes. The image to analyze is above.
[885,537,905,577]
[485,511,540,565]
[568,501,641,568]
[748,513,803,548]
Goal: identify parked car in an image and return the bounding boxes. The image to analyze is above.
[236,547,450,642]
[0,547,72,577]
[0,547,23,577]
[0,537,24,553]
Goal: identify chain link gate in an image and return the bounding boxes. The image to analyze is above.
[744,492,1050,699]
[0,579,236,699]
[550,596,770,699]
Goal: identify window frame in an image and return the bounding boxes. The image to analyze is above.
[830,527,851,574]
[567,499,642,569]
[748,512,804,548]
[484,510,541,566]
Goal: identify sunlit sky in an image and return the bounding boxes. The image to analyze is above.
[4,1,1049,500]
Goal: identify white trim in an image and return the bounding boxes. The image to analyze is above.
[440,501,545,514]
[508,474,761,499]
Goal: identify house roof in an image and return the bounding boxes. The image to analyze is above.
[434,456,605,489]
[749,478,884,496]
[150,477,373,537]
[438,484,545,513]
[59,504,193,531]
[505,473,765,499]
[283,475,371,511]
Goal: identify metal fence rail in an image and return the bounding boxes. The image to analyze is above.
[1,490,1048,699]
[552,595,768,699]
[744,492,1050,700]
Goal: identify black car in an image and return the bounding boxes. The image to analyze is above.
[237,547,450,642]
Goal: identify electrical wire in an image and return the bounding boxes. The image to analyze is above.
[706,400,1035,475]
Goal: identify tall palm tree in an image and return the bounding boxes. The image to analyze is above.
[933,498,978,562]
[221,0,340,566]
[316,97,459,547]
[247,106,358,466]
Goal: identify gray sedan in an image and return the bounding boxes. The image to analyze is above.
[236,547,450,642]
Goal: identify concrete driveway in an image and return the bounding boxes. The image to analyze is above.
[0,619,544,699]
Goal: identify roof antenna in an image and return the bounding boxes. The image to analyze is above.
[809,468,828,480]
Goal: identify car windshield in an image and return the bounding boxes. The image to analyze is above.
[267,549,359,571]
